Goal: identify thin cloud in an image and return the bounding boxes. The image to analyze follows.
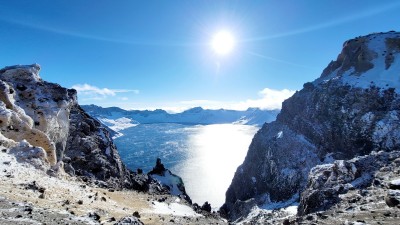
[244,2,400,42]
[0,17,202,47]
[179,100,221,105]
[166,88,296,112]
[71,84,139,100]
[233,88,295,110]
[248,51,317,69]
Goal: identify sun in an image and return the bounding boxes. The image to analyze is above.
[211,30,235,55]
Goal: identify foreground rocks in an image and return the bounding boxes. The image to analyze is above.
[0,141,227,225]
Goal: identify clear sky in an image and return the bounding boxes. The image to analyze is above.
[1,1,400,112]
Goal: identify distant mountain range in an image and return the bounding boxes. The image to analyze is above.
[81,105,279,137]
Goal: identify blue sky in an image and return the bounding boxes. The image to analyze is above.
[1,1,400,112]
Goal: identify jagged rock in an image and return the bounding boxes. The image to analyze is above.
[114,216,144,225]
[148,158,192,203]
[149,158,166,175]
[132,211,140,218]
[201,201,212,212]
[88,212,101,221]
[64,104,135,189]
[385,190,400,207]
[389,179,400,190]
[0,64,76,166]
[224,31,400,221]
[298,151,400,215]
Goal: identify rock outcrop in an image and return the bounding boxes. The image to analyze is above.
[223,31,400,221]
[64,104,135,189]
[0,64,176,193]
[0,64,75,167]
[298,150,400,215]
[148,158,192,203]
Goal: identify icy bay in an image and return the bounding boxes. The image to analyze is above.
[114,123,258,208]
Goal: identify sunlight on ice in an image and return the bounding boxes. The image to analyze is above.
[174,124,258,208]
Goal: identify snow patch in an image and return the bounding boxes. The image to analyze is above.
[341,43,400,92]
[236,195,299,225]
[261,193,299,210]
[277,131,283,139]
[98,117,137,132]
[390,179,400,186]
[148,201,202,217]
[151,170,184,196]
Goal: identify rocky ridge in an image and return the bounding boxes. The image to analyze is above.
[223,31,400,223]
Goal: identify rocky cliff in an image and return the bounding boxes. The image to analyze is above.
[0,64,191,197]
[0,64,75,167]
[223,31,400,221]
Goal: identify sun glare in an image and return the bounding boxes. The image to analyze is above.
[211,30,235,55]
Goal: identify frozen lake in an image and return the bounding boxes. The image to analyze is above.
[114,123,259,208]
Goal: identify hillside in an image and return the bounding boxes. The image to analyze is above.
[223,31,400,224]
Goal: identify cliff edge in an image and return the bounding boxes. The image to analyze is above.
[223,31,400,222]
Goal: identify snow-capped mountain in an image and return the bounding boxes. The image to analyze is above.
[223,31,400,223]
[81,105,279,135]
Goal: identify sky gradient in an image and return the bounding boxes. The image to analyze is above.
[1,1,400,112]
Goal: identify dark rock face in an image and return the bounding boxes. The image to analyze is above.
[224,32,400,221]
[64,104,135,189]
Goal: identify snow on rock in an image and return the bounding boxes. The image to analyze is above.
[234,197,299,225]
[0,64,76,166]
[148,158,192,203]
[224,31,400,222]
[389,178,400,190]
[151,171,184,196]
[114,216,144,225]
[276,131,283,138]
[9,140,49,170]
[148,201,202,217]
[98,117,137,132]
[299,150,400,215]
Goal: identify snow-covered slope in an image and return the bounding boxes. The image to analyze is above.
[223,31,400,222]
[81,105,279,135]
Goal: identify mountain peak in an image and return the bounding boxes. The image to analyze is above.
[0,64,42,82]
[317,31,400,91]
[183,107,204,113]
